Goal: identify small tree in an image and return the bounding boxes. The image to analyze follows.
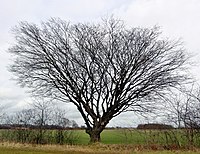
[51,107,71,128]
[9,17,188,142]
[162,92,187,128]
[16,108,36,127]
[71,120,79,128]
[31,100,53,127]
[182,86,200,128]
[164,85,200,129]
[0,104,6,124]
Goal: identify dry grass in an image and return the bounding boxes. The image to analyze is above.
[0,142,200,154]
[0,142,127,154]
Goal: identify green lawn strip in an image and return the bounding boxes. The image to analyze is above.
[101,129,146,144]
[75,129,146,144]
[75,129,90,144]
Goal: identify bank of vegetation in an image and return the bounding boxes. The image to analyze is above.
[1,127,200,150]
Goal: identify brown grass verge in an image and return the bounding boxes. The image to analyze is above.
[0,142,200,154]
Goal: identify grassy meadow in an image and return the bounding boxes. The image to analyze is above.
[72,128,199,146]
[0,128,200,153]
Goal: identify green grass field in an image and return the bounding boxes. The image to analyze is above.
[76,129,147,144]
[55,129,144,145]
[76,129,193,146]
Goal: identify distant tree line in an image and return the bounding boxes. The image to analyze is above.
[0,100,80,144]
[137,123,174,130]
[0,100,78,130]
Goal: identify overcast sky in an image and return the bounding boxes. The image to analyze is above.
[0,0,200,127]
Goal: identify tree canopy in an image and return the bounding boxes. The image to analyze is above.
[9,18,188,142]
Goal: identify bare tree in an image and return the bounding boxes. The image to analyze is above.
[166,85,200,146]
[30,99,54,127]
[162,92,187,128]
[15,108,36,127]
[0,104,6,124]
[51,107,71,128]
[71,120,79,128]
[164,84,200,129]
[181,86,200,129]
[9,17,188,142]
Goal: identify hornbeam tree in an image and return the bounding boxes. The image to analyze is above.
[9,18,188,142]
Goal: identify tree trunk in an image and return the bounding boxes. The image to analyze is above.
[90,131,101,142]
[86,128,102,143]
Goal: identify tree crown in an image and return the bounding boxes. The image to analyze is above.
[9,18,188,131]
